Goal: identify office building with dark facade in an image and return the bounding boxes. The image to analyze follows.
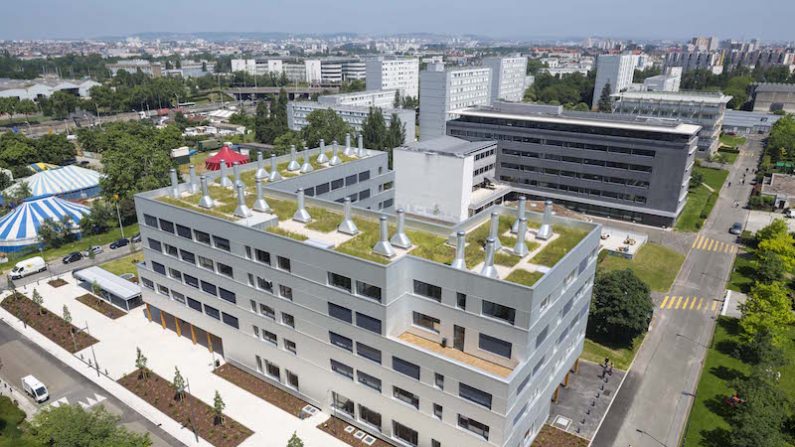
[447,102,701,227]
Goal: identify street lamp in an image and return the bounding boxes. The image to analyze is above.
[635,428,669,447]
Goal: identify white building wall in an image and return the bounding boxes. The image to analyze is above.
[419,65,492,141]
[592,54,636,109]
[393,149,472,222]
[483,56,527,102]
[305,60,323,84]
[366,58,419,98]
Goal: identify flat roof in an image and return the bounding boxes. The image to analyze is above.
[762,173,795,197]
[399,136,495,157]
[454,107,702,136]
[754,83,795,93]
[74,266,142,301]
[612,90,732,104]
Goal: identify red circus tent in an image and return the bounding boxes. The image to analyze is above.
[204,146,250,171]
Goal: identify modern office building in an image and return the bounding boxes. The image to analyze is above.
[320,59,368,84]
[283,60,323,84]
[134,141,600,447]
[319,90,399,109]
[751,83,795,114]
[723,109,782,134]
[640,67,682,92]
[447,102,701,227]
[287,101,416,143]
[107,59,163,77]
[611,90,731,157]
[591,54,636,109]
[482,56,528,103]
[366,57,420,98]
[663,51,724,74]
[419,63,492,141]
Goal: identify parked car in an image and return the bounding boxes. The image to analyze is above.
[131,233,142,243]
[9,256,46,279]
[109,238,129,249]
[62,252,83,264]
[784,208,793,219]
[120,273,136,281]
[80,245,103,257]
[21,375,49,403]
[730,222,743,235]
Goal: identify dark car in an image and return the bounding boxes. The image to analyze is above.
[730,222,743,235]
[110,238,130,249]
[62,252,83,264]
[131,233,142,243]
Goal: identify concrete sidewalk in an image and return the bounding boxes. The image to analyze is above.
[6,275,349,447]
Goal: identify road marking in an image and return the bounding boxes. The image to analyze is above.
[682,296,691,309]
[660,296,669,309]
[711,301,718,312]
[690,297,697,309]
[697,298,703,310]
[667,296,676,309]
[675,296,683,309]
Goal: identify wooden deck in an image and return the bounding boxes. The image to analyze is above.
[398,332,514,378]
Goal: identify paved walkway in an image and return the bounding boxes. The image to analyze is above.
[4,276,349,447]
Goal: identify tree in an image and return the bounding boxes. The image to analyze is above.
[755,218,789,243]
[361,107,387,150]
[300,108,353,148]
[2,179,31,206]
[741,328,788,367]
[587,269,653,345]
[31,288,44,314]
[45,90,80,120]
[273,130,304,156]
[213,390,225,425]
[16,99,38,122]
[756,230,795,271]
[254,101,271,143]
[100,133,175,200]
[91,280,102,297]
[393,90,401,109]
[34,133,76,165]
[739,281,795,345]
[173,111,189,130]
[154,124,185,151]
[597,81,613,112]
[81,200,114,235]
[25,403,152,447]
[172,366,186,401]
[689,170,705,189]
[135,347,149,380]
[0,170,11,191]
[386,113,406,147]
[401,95,419,110]
[755,250,786,283]
[287,432,305,447]
[728,371,791,447]
[62,305,72,325]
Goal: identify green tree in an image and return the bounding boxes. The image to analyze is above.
[34,133,76,165]
[135,347,149,380]
[689,170,705,189]
[756,231,795,271]
[173,111,189,131]
[46,91,80,120]
[0,140,37,167]
[154,125,185,151]
[0,170,11,191]
[300,108,353,148]
[172,366,186,401]
[739,281,795,345]
[2,180,32,206]
[361,107,387,150]
[755,250,786,283]
[401,95,419,109]
[100,134,175,200]
[287,432,305,447]
[31,288,44,314]
[756,218,789,243]
[62,304,72,325]
[80,201,114,235]
[254,101,271,143]
[588,269,653,345]
[728,371,791,447]
[15,99,38,122]
[386,113,406,147]
[526,59,548,75]
[393,90,401,109]
[767,115,795,163]
[213,391,225,425]
[741,328,787,368]
[273,130,304,156]
[25,403,152,447]
[597,81,613,112]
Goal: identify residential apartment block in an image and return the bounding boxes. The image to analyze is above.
[591,54,636,109]
[287,101,416,143]
[447,102,701,227]
[483,56,528,103]
[419,63,492,141]
[751,83,795,114]
[319,90,399,109]
[134,142,600,447]
[366,57,420,98]
[107,59,162,77]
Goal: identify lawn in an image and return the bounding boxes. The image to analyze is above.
[682,318,795,447]
[727,250,755,293]
[580,335,644,371]
[719,134,747,149]
[716,148,739,164]
[531,226,590,267]
[179,151,213,175]
[676,166,729,232]
[597,243,685,292]
[98,252,143,276]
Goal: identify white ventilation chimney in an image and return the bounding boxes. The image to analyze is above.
[357,133,366,157]
[292,188,311,223]
[198,175,213,209]
[337,197,359,235]
[537,200,554,240]
[488,212,502,251]
[188,164,199,194]
[252,178,271,213]
[372,215,396,258]
[169,168,180,198]
[343,133,353,156]
[512,196,526,233]
[480,237,499,279]
[450,231,467,270]
[255,152,268,180]
[390,208,412,248]
[329,140,341,166]
[316,139,329,164]
[233,161,243,187]
[300,148,313,173]
[287,145,300,171]
[219,159,233,188]
[268,154,283,182]
[514,217,529,256]
[234,184,252,218]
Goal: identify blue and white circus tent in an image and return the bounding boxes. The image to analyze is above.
[0,196,90,253]
[3,165,103,202]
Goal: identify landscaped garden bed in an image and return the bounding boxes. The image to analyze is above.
[531,424,589,447]
[76,293,126,319]
[213,363,308,417]
[47,278,68,288]
[0,293,97,353]
[119,368,252,447]
[318,415,393,447]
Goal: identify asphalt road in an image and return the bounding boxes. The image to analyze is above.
[0,319,184,446]
[592,137,761,447]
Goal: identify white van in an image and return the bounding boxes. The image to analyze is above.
[21,375,49,403]
[9,256,46,280]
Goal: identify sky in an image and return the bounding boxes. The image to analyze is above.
[2,0,793,42]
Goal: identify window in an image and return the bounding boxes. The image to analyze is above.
[180,249,195,264]
[262,330,277,345]
[157,284,169,296]
[286,370,299,390]
[284,339,296,354]
[184,274,199,288]
[359,189,370,200]
[168,268,182,281]
[198,256,214,271]
[392,357,420,380]
[536,326,549,348]
[277,256,291,272]
[255,355,263,373]
[213,236,230,251]
[204,305,220,320]
[432,441,441,447]
[435,373,444,389]
[329,332,353,351]
[393,421,418,447]
[194,230,211,244]
[266,361,280,380]
[359,405,381,431]
[356,281,382,302]
[482,300,516,325]
[345,174,358,186]
[330,359,354,379]
[358,170,370,182]
[456,292,466,310]
[247,273,255,287]
[413,280,442,302]
[245,246,252,259]
[413,312,440,333]
[176,224,192,238]
[222,313,239,329]
[255,249,271,265]
[479,333,512,358]
[253,325,260,338]
[328,272,352,292]
[253,277,271,293]
[200,281,217,296]
[328,303,352,323]
[144,214,158,227]
[433,404,443,419]
[332,392,354,416]
[331,178,344,190]
[517,374,531,395]
[356,312,382,334]
[148,238,162,251]
[164,244,178,257]
[260,304,275,320]
[141,277,154,290]
[217,262,233,278]
[513,404,528,426]
[279,285,293,300]
[282,313,295,328]
[219,288,236,304]
[316,182,330,195]
[393,386,419,408]
[152,262,166,275]
[187,298,202,312]
[458,415,489,440]
[159,219,175,233]
[356,343,381,364]
[357,371,382,392]
[459,383,493,409]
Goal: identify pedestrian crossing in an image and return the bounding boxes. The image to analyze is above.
[738,152,755,158]
[659,296,720,313]
[691,235,738,254]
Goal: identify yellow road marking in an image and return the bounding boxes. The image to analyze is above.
[660,296,669,309]
[699,237,708,250]
[690,297,697,310]
[682,296,690,309]
[697,298,703,310]
[711,301,718,312]
[667,296,676,309]
[675,296,683,309]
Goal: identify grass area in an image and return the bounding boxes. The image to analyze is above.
[597,243,685,292]
[682,318,795,447]
[505,269,545,287]
[334,218,392,264]
[179,151,213,175]
[266,226,308,241]
[305,206,343,232]
[676,166,729,232]
[719,134,747,148]
[727,250,756,293]
[98,252,143,276]
[700,166,730,191]
[581,335,644,371]
[531,226,590,267]
[716,148,739,164]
